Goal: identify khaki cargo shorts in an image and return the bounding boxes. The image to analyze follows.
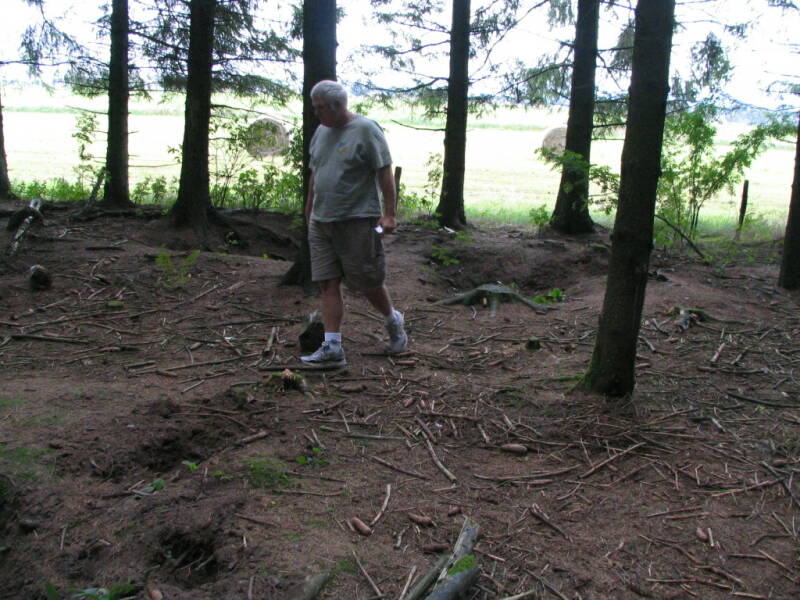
[309,218,386,290]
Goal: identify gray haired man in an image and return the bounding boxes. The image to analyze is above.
[300,80,408,368]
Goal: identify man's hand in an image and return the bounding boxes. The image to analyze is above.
[376,166,397,234]
[378,214,397,234]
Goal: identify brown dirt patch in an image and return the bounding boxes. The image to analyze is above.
[1,201,799,599]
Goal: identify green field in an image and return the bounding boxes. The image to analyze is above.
[2,86,795,226]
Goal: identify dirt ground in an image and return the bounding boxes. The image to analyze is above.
[0,200,799,600]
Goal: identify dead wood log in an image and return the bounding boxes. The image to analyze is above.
[406,517,481,600]
[6,197,43,256]
[405,555,449,600]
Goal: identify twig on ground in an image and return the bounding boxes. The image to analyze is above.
[370,484,392,527]
[398,565,417,600]
[369,455,430,480]
[353,550,384,598]
[523,570,569,600]
[580,442,645,478]
[529,504,570,540]
[422,434,457,483]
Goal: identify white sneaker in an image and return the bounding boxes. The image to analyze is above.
[300,342,346,369]
[386,311,408,354]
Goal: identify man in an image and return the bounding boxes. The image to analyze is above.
[300,80,408,369]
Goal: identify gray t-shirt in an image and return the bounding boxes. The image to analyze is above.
[309,115,392,222]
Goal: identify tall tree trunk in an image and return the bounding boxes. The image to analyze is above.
[170,0,216,231]
[0,90,13,200]
[282,0,337,286]
[778,112,800,290]
[581,0,675,397]
[101,0,132,208]
[550,0,598,234]
[435,0,470,230]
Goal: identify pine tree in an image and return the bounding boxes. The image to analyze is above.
[581,0,676,397]
[282,0,337,287]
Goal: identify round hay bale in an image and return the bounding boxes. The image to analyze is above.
[244,117,290,158]
[541,126,567,154]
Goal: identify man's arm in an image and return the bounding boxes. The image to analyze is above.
[305,174,315,222]
[376,165,397,233]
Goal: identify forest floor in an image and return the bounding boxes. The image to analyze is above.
[0,199,799,600]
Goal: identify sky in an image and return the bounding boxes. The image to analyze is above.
[1,0,797,111]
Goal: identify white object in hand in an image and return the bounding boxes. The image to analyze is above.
[374,225,384,234]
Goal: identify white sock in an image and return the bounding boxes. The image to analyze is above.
[386,309,401,325]
[324,332,342,347]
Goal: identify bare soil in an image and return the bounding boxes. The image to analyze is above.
[1,200,799,600]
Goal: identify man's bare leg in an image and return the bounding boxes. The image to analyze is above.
[320,278,344,332]
[362,284,393,317]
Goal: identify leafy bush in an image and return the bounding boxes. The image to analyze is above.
[398,152,441,217]
[537,147,620,215]
[209,109,302,213]
[657,105,792,244]
[211,164,301,213]
[13,178,91,203]
[131,176,177,205]
[529,204,550,229]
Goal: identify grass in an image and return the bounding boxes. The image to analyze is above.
[243,454,293,490]
[0,397,26,408]
[0,443,54,482]
[2,86,795,228]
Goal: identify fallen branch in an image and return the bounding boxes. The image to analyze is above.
[11,333,91,345]
[523,570,569,600]
[234,513,277,528]
[405,555,450,600]
[580,442,645,478]
[761,461,800,510]
[422,434,457,483]
[422,517,481,600]
[134,352,260,375]
[369,455,430,480]
[529,504,570,540]
[399,566,417,600]
[654,214,705,259]
[370,484,392,527]
[271,489,343,497]
[352,551,383,598]
[498,589,539,600]
[712,384,800,409]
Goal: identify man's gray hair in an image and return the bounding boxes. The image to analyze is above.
[310,80,348,107]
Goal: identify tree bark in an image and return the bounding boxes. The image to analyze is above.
[101,0,132,208]
[778,112,800,289]
[0,89,13,200]
[550,0,598,234]
[282,0,337,286]
[170,0,217,231]
[581,0,675,397]
[435,0,470,230]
